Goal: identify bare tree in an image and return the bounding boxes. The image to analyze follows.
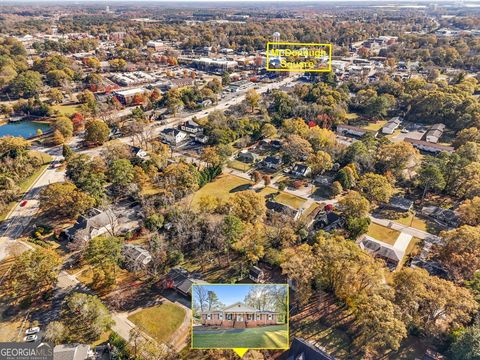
[193,285,209,312]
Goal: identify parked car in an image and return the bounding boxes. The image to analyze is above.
[24,334,38,342]
[25,327,40,335]
[20,200,28,207]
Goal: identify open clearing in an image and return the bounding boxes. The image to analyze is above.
[128,302,186,344]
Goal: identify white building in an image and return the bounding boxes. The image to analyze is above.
[382,117,402,134]
[161,128,188,145]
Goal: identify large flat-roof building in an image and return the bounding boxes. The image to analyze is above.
[192,57,238,73]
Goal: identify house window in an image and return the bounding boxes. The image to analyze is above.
[268,314,272,320]
[247,314,253,320]
[226,314,232,320]
[219,313,223,320]
[207,314,211,320]
[256,314,261,320]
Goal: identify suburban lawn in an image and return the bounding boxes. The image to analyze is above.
[362,120,387,131]
[367,223,400,245]
[192,324,288,349]
[394,213,428,232]
[227,159,251,172]
[191,174,252,207]
[191,174,307,210]
[128,302,186,344]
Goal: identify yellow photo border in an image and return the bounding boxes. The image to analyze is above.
[190,283,290,354]
[266,41,332,72]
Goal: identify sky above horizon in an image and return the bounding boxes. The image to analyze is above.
[193,285,253,305]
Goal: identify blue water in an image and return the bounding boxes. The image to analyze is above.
[0,121,51,139]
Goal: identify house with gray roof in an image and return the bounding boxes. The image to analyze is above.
[281,337,336,360]
[64,208,117,243]
[165,267,207,297]
[54,344,93,360]
[382,117,402,134]
[122,244,152,271]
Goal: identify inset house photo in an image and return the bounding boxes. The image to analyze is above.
[191,284,288,350]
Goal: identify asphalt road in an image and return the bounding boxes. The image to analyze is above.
[0,146,65,260]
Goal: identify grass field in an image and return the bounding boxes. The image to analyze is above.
[191,174,252,207]
[394,214,428,232]
[52,104,80,116]
[363,120,387,131]
[227,160,251,172]
[192,324,288,349]
[191,174,307,210]
[128,302,186,344]
[367,222,401,245]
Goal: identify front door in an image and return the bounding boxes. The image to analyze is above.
[237,314,243,321]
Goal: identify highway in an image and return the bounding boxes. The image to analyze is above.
[0,75,299,261]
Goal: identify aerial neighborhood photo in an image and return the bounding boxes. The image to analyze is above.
[0,0,479,359]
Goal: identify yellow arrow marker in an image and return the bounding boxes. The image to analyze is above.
[233,348,249,358]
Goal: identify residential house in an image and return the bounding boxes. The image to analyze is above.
[181,120,203,135]
[237,150,258,164]
[201,302,280,328]
[131,146,148,160]
[421,206,459,227]
[336,124,376,138]
[248,266,265,283]
[165,268,207,297]
[404,138,454,154]
[358,234,410,270]
[281,337,336,360]
[64,208,117,243]
[314,211,345,231]
[425,124,445,143]
[161,128,188,145]
[313,174,334,186]
[291,164,311,177]
[383,196,414,212]
[266,200,302,221]
[54,344,93,360]
[262,155,283,170]
[122,244,152,271]
[382,117,402,134]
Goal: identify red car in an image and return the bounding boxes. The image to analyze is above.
[20,200,28,207]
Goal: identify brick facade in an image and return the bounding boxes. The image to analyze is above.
[201,312,279,328]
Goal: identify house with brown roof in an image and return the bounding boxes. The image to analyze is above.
[404,138,454,153]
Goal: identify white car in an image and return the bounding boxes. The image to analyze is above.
[24,334,38,342]
[25,327,40,335]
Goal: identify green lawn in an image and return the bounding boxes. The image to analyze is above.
[191,174,252,207]
[367,223,400,245]
[227,160,251,172]
[394,214,428,232]
[363,120,387,131]
[191,174,307,210]
[192,324,288,349]
[52,104,80,116]
[128,302,186,344]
